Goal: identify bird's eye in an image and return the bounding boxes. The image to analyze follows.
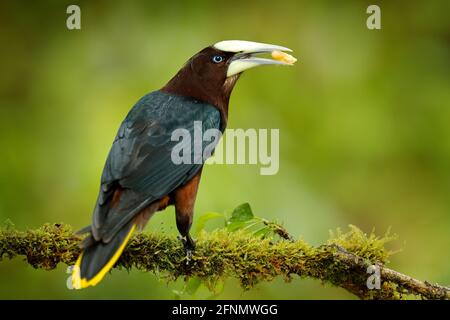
[212,55,224,64]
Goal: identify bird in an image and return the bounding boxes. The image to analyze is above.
[71,40,296,289]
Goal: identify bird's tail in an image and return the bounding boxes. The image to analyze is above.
[71,222,136,289]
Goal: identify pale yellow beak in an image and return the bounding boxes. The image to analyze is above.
[213,40,297,77]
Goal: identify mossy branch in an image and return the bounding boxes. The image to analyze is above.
[0,222,448,300]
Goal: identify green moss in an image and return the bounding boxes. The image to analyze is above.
[328,224,398,263]
[0,222,81,269]
[1,221,447,300]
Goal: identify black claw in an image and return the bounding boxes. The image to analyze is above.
[178,234,196,265]
[185,249,193,265]
[185,234,196,250]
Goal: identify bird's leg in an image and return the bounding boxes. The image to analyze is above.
[177,232,196,263]
[173,170,202,265]
[179,233,196,251]
[176,215,195,264]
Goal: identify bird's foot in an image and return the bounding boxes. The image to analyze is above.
[177,234,196,265]
[185,248,194,264]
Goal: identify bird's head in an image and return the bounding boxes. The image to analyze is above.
[162,40,296,120]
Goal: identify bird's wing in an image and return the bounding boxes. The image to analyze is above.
[92,90,221,242]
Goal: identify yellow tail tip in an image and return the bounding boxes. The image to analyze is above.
[70,224,136,290]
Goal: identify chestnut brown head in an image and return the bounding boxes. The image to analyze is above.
[162,40,296,122]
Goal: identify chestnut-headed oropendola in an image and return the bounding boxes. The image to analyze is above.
[71,40,296,289]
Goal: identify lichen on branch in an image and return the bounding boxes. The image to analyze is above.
[0,220,448,300]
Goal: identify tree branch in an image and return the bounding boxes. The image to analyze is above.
[0,223,448,299]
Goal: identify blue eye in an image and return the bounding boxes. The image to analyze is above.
[212,55,224,63]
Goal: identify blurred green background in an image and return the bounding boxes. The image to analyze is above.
[0,0,449,299]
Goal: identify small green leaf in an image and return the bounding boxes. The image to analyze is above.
[172,290,183,300]
[185,277,202,295]
[229,203,254,222]
[242,220,262,231]
[227,220,251,232]
[206,280,225,300]
[195,212,224,234]
[254,226,272,238]
[227,218,263,232]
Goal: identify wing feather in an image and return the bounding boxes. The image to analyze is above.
[91,91,221,242]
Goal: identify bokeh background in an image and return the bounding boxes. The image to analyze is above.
[0,0,449,299]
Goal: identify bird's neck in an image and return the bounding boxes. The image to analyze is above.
[161,68,239,131]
